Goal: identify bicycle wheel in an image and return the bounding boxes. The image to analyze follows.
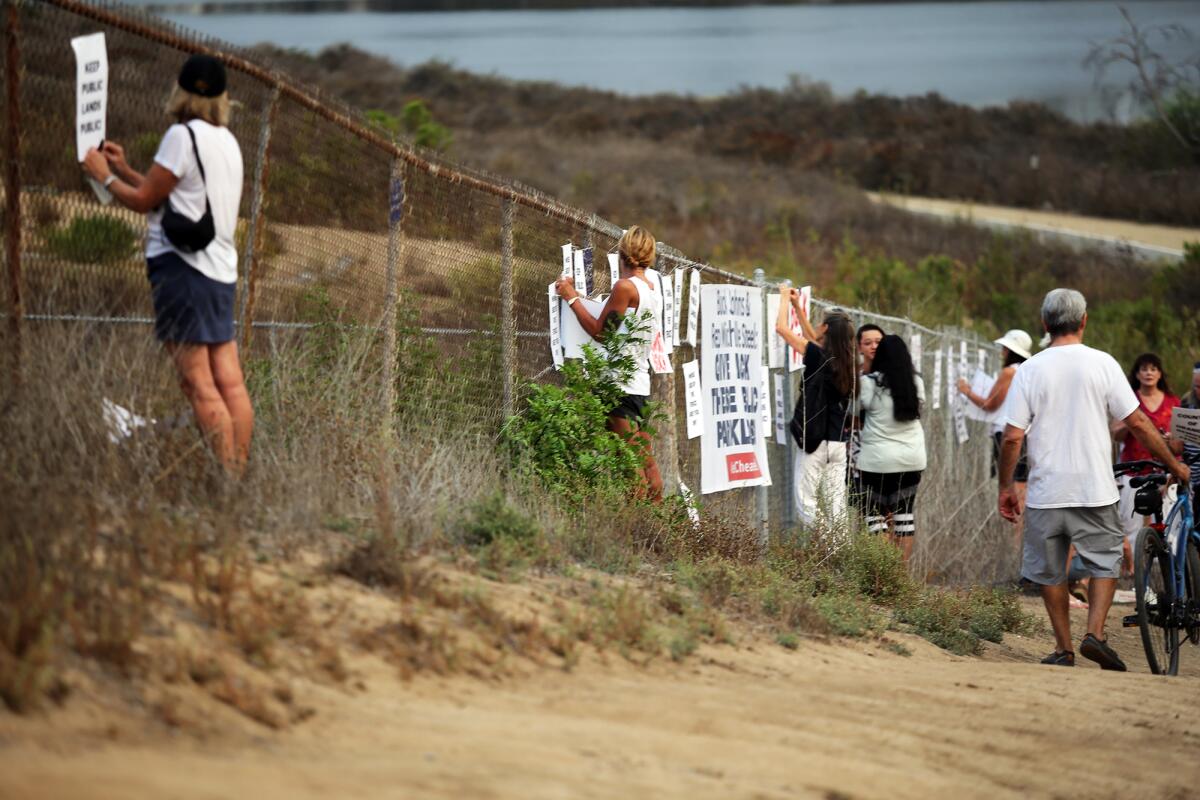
[1186,535,1200,646]
[1133,526,1178,675]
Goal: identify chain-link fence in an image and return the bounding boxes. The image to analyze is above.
[1,0,1012,584]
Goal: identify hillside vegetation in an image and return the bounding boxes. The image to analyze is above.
[257,44,1200,387]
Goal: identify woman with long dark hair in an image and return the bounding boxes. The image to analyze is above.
[776,289,856,526]
[1112,352,1180,549]
[857,335,926,561]
[81,54,252,474]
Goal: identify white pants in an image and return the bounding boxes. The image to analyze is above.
[793,440,849,527]
[1117,476,1176,541]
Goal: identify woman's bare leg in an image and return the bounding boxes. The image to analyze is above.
[607,414,663,502]
[208,340,253,472]
[168,343,236,472]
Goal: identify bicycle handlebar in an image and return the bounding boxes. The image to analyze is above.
[1113,460,1165,477]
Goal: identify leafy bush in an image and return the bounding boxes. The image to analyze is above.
[367,101,452,152]
[44,214,139,264]
[812,591,880,638]
[833,530,915,604]
[501,313,658,498]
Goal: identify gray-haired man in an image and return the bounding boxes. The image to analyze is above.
[998,289,1190,669]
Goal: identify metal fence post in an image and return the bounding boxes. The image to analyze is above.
[500,197,515,418]
[780,279,796,530]
[382,157,404,434]
[753,268,769,548]
[238,84,280,351]
[4,0,23,384]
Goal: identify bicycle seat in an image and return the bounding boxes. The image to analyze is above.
[1130,474,1168,489]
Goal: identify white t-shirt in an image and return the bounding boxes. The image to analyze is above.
[146,120,244,284]
[856,374,927,473]
[1005,343,1138,509]
[617,275,662,398]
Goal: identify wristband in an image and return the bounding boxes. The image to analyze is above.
[567,296,579,306]
[103,174,117,189]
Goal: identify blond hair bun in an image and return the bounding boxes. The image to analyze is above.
[618,226,656,271]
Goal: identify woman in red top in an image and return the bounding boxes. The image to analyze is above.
[1112,353,1180,570]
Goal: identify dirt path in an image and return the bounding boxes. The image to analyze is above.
[868,192,1199,260]
[2,598,1198,800]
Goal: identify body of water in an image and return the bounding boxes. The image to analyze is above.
[150,1,1200,120]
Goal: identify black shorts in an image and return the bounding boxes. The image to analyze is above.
[147,252,236,344]
[610,394,648,423]
[859,470,922,537]
[992,432,1029,483]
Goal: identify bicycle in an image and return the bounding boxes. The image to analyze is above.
[1114,460,1200,675]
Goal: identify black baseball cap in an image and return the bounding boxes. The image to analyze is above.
[178,54,227,98]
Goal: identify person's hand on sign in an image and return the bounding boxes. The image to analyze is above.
[101,141,129,175]
[81,146,112,183]
[555,277,578,302]
[956,377,971,395]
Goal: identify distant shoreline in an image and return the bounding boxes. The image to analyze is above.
[148,0,1066,15]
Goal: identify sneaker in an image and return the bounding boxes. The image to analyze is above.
[1080,633,1127,672]
[1040,650,1075,667]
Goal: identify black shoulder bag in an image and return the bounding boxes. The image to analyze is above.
[160,123,216,253]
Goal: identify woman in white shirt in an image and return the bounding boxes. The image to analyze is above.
[857,335,926,561]
[82,54,252,475]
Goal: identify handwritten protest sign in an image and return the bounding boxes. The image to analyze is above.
[572,248,588,296]
[786,286,811,373]
[931,347,942,410]
[672,269,684,346]
[547,285,563,370]
[963,370,999,424]
[682,360,703,439]
[700,284,769,494]
[1171,407,1200,447]
[561,244,573,279]
[686,269,701,346]
[774,373,787,445]
[607,252,619,287]
[910,333,922,369]
[760,366,772,439]
[766,293,785,369]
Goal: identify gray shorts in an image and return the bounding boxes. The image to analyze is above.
[1021,503,1123,585]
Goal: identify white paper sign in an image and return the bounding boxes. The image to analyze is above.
[607,252,619,287]
[686,269,701,346]
[953,396,970,444]
[561,243,573,279]
[787,304,805,373]
[672,269,684,346]
[774,373,787,445]
[72,33,107,161]
[931,347,943,410]
[547,285,563,370]
[963,370,999,424]
[760,366,772,438]
[766,293,786,369]
[1171,407,1200,447]
[572,248,587,295]
[978,348,987,371]
[682,360,704,439]
[945,348,956,411]
[650,269,674,355]
[959,341,969,375]
[560,297,605,359]
[910,333,923,369]
[678,481,701,526]
[798,285,812,320]
[700,284,770,494]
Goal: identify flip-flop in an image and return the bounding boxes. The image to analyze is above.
[1068,597,1089,609]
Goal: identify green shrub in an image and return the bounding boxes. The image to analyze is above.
[501,313,659,498]
[813,591,879,638]
[833,531,915,604]
[459,491,539,548]
[44,214,139,264]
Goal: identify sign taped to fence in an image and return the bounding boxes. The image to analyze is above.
[700,284,770,494]
[931,346,942,410]
[963,370,999,424]
[766,293,785,369]
[682,360,704,439]
[759,366,772,440]
[672,269,684,346]
[654,270,675,355]
[773,373,787,445]
[572,247,592,296]
[944,348,956,411]
[910,333,922,369]
[1170,407,1200,447]
[561,244,573,279]
[560,296,605,360]
[686,270,701,346]
[787,286,811,373]
[607,252,619,287]
[547,285,564,370]
[72,32,111,204]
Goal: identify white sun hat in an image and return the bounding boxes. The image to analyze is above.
[994,329,1033,360]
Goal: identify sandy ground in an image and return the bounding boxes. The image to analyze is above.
[868,192,1200,257]
[2,595,1198,800]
